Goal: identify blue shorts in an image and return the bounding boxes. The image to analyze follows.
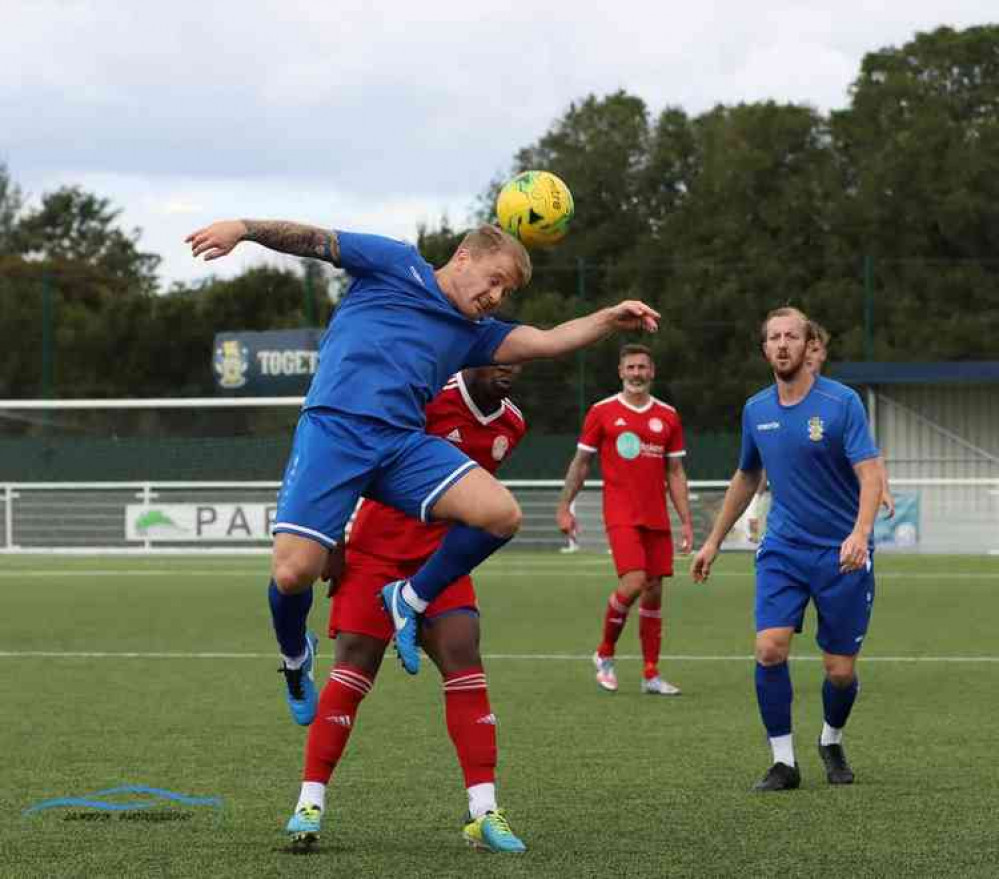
[273,409,478,549]
[755,535,876,656]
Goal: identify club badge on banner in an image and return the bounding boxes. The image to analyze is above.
[213,329,322,396]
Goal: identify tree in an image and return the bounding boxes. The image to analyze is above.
[0,162,23,254]
[831,25,999,359]
[13,186,161,293]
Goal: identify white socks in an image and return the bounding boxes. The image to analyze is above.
[297,782,326,813]
[769,734,795,767]
[281,648,309,671]
[401,581,429,613]
[820,722,844,746]
[467,783,497,819]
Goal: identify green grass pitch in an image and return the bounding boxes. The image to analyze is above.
[1,551,998,878]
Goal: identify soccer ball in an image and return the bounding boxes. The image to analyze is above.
[496,171,574,248]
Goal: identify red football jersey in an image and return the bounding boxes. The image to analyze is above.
[347,372,527,562]
[578,394,685,530]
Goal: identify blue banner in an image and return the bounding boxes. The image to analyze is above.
[213,329,321,396]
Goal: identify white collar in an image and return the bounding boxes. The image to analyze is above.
[616,393,654,414]
[457,372,505,425]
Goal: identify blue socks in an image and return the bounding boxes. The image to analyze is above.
[408,525,512,604]
[755,661,793,738]
[823,677,859,730]
[268,579,313,660]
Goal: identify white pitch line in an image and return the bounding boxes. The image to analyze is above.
[0,651,996,663]
[0,568,995,580]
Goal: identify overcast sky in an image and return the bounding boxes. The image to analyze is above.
[2,1,995,287]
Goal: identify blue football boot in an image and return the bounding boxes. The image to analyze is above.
[279,631,318,725]
[380,580,420,675]
[462,810,527,853]
[285,804,322,849]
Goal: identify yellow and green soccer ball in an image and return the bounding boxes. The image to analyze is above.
[496,170,574,248]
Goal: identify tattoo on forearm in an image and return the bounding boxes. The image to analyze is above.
[242,220,340,264]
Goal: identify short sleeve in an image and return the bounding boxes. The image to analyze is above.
[843,392,880,464]
[463,319,519,368]
[666,410,685,457]
[578,405,603,453]
[738,405,762,472]
[335,231,414,277]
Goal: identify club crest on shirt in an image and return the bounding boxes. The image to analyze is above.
[615,431,642,460]
[648,417,664,433]
[491,435,510,461]
[808,416,825,441]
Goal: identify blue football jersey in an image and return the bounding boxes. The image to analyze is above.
[303,232,516,429]
[738,376,879,547]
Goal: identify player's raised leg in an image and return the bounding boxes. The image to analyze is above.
[422,610,526,854]
[382,467,521,674]
[287,631,385,848]
[270,533,328,725]
[270,410,377,722]
[753,626,800,791]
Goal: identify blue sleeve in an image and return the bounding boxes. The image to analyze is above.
[463,319,519,368]
[335,231,414,277]
[737,405,762,472]
[843,392,879,464]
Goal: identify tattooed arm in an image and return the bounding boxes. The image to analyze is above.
[186,219,340,264]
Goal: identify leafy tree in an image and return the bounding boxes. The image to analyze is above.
[831,25,999,359]
[0,162,23,254]
[13,186,161,293]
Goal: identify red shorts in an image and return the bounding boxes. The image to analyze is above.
[328,548,478,641]
[606,526,674,578]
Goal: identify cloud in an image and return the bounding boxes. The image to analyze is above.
[2,0,996,284]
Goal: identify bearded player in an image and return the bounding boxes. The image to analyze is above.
[285,365,528,853]
[555,344,693,696]
[692,307,882,792]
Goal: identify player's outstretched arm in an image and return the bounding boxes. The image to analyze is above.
[493,301,660,364]
[186,220,340,264]
[690,468,762,582]
[555,449,594,537]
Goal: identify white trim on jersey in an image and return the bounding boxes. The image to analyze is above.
[652,396,677,412]
[615,393,657,414]
[577,442,598,453]
[667,450,687,458]
[591,395,619,409]
[419,459,478,522]
[271,522,338,548]
[503,398,525,424]
[456,371,506,426]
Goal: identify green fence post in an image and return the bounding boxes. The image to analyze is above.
[41,272,54,398]
[863,254,874,361]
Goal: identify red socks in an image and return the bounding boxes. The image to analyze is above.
[598,590,636,657]
[444,667,497,788]
[303,663,498,791]
[303,664,373,783]
[639,597,662,679]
